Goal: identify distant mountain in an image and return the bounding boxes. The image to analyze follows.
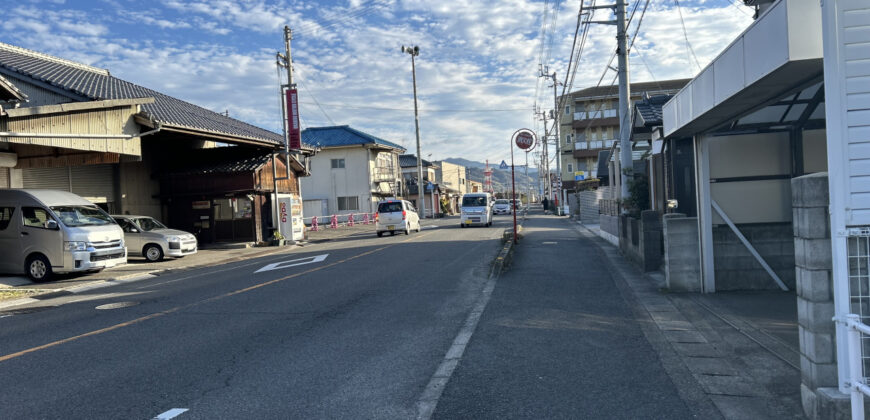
[441,158,538,193]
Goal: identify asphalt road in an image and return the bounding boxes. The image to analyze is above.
[0,216,507,419]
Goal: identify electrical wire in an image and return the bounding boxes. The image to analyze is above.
[674,0,702,72]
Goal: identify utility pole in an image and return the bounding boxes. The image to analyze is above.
[401,45,425,220]
[536,106,552,204]
[549,71,564,215]
[273,25,297,240]
[615,0,632,204]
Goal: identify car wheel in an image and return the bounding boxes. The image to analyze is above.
[143,244,164,262]
[25,254,52,283]
[390,231,395,236]
[377,231,383,237]
[460,223,465,228]
[405,226,410,235]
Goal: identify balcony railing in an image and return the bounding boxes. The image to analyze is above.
[573,109,617,121]
[574,139,617,150]
[372,166,397,181]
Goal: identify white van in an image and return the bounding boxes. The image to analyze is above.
[0,189,127,282]
[460,193,493,227]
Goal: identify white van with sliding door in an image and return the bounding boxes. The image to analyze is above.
[460,193,493,227]
[0,189,127,282]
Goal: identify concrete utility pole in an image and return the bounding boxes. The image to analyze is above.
[536,108,552,203]
[273,25,297,239]
[615,0,632,204]
[550,71,564,215]
[402,45,425,220]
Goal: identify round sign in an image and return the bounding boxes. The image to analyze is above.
[515,131,534,150]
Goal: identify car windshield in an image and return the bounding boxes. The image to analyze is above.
[133,217,167,231]
[462,196,487,207]
[378,202,403,213]
[495,200,509,205]
[50,206,115,227]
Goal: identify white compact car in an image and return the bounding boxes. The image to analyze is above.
[493,199,512,215]
[112,215,197,262]
[375,199,421,237]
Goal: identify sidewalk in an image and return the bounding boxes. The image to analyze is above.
[434,209,803,419]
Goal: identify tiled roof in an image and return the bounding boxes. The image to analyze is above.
[399,154,435,168]
[567,79,690,100]
[302,125,405,151]
[634,94,673,127]
[0,42,282,146]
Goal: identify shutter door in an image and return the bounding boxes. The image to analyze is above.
[23,167,71,190]
[0,168,8,188]
[22,165,115,204]
[70,164,115,204]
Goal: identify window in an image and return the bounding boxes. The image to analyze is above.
[331,158,345,169]
[0,207,13,230]
[565,105,570,115]
[378,201,402,213]
[51,205,114,227]
[568,163,573,173]
[22,207,53,229]
[338,196,359,211]
[566,134,572,144]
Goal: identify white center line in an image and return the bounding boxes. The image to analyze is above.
[153,408,189,419]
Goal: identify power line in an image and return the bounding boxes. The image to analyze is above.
[674,0,702,72]
[296,102,530,112]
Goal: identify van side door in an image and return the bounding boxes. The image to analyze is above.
[21,207,63,269]
[0,205,20,273]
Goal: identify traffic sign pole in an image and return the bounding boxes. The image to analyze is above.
[510,129,536,244]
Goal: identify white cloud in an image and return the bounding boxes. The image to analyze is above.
[0,0,756,165]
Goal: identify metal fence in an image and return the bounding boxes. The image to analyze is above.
[838,228,870,419]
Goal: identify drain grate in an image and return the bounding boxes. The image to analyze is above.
[95,301,140,310]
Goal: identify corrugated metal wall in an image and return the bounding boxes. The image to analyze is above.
[0,168,8,188]
[21,164,115,204]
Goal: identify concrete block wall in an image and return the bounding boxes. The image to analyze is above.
[712,223,796,291]
[619,211,663,272]
[577,186,615,224]
[791,172,848,420]
[662,214,701,292]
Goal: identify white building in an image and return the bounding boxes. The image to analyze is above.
[301,126,405,217]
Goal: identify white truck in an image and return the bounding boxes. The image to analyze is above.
[0,189,127,282]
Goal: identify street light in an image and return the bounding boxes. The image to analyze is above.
[401,45,425,220]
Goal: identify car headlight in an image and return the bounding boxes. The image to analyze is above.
[167,236,180,242]
[65,241,87,251]
[119,238,125,248]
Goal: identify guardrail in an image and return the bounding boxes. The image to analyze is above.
[837,314,870,419]
[304,213,376,231]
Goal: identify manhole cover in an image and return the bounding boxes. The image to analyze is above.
[95,301,139,310]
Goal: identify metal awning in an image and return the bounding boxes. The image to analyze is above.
[663,0,823,139]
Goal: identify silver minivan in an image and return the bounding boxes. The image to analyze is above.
[0,189,127,282]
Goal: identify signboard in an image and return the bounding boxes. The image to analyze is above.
[574,171,586,181]
[286,89,302,150]
[191,200,210,210]
[515,131,534,149]
[278,194,305,241]
[499,160,508,170]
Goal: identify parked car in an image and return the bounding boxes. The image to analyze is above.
[112,215,197,262]
[375,200,421,237]
[0,189,127,282]
[460,193,493,227]
[493,199,512,215]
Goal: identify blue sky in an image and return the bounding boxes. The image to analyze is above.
[2,0,753,163]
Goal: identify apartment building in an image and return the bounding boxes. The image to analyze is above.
[558,79,689,191]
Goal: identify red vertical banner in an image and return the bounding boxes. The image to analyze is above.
[286,88,301,150]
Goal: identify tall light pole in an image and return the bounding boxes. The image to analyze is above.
[402,45,425,220]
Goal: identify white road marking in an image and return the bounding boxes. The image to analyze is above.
[255,254,328,273]
[422,225,438,230]
[416,256,500,419]
[542,241,558,245]
[153,408,188,419]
